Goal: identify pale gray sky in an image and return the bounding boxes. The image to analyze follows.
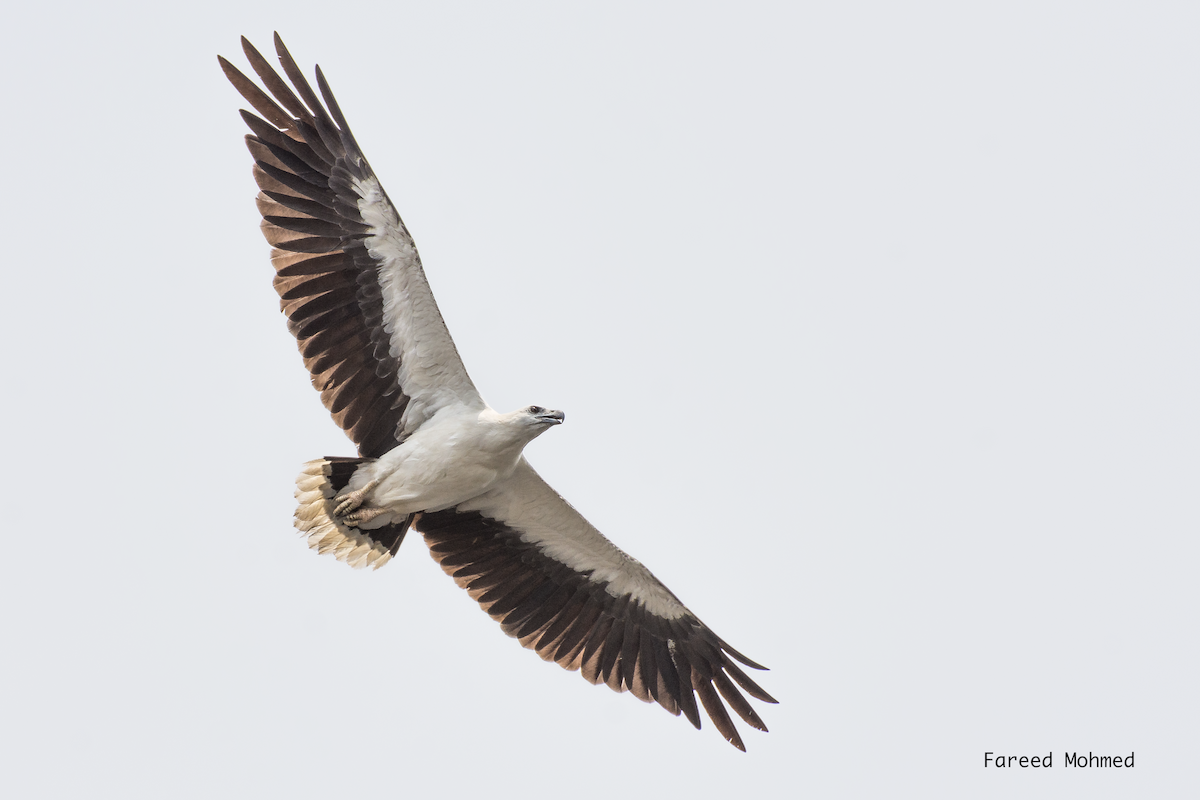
[2,2,1197,797]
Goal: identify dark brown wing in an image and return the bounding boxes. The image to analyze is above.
[416,459,777,751]
[220,34,482,458]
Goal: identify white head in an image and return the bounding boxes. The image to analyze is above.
[505,404,565,443]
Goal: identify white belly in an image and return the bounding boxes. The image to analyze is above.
[351,408,525,515]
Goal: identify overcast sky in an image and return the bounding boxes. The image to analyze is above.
[2,2,1197,797]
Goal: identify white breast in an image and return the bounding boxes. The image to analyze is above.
[360,407,528,514]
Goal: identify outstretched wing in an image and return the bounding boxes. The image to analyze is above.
[416,459,777,751]
[220,34,483,457]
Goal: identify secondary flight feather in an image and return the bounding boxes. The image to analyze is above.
[220,33,777,751]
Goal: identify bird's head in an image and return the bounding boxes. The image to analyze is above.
[488,405,566,447]
[505,404,565,443]
[523,405,566,430]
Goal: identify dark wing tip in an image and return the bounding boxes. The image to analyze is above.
[314,65,365,160]
[217,53,249,88]
[720,639,771,671]
[695,680,746,752]
[721,655,779,705]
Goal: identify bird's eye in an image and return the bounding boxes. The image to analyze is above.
[530,406,543,415]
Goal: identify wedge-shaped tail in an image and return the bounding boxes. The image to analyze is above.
[294,457,413,569]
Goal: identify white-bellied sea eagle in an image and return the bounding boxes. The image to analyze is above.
[219,33,777,751]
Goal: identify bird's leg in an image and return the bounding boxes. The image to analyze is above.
[341,505,391,527]
[333,478,380,518]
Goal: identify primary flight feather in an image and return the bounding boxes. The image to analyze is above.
[220,33,776,751]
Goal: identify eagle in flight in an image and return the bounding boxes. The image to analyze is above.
[219,33,776,750]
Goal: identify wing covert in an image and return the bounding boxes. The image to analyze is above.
[221,34,483,457]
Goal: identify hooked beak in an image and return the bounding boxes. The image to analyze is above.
[537,409,565,425]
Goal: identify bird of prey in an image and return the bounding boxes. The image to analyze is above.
[219,33,776,751]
